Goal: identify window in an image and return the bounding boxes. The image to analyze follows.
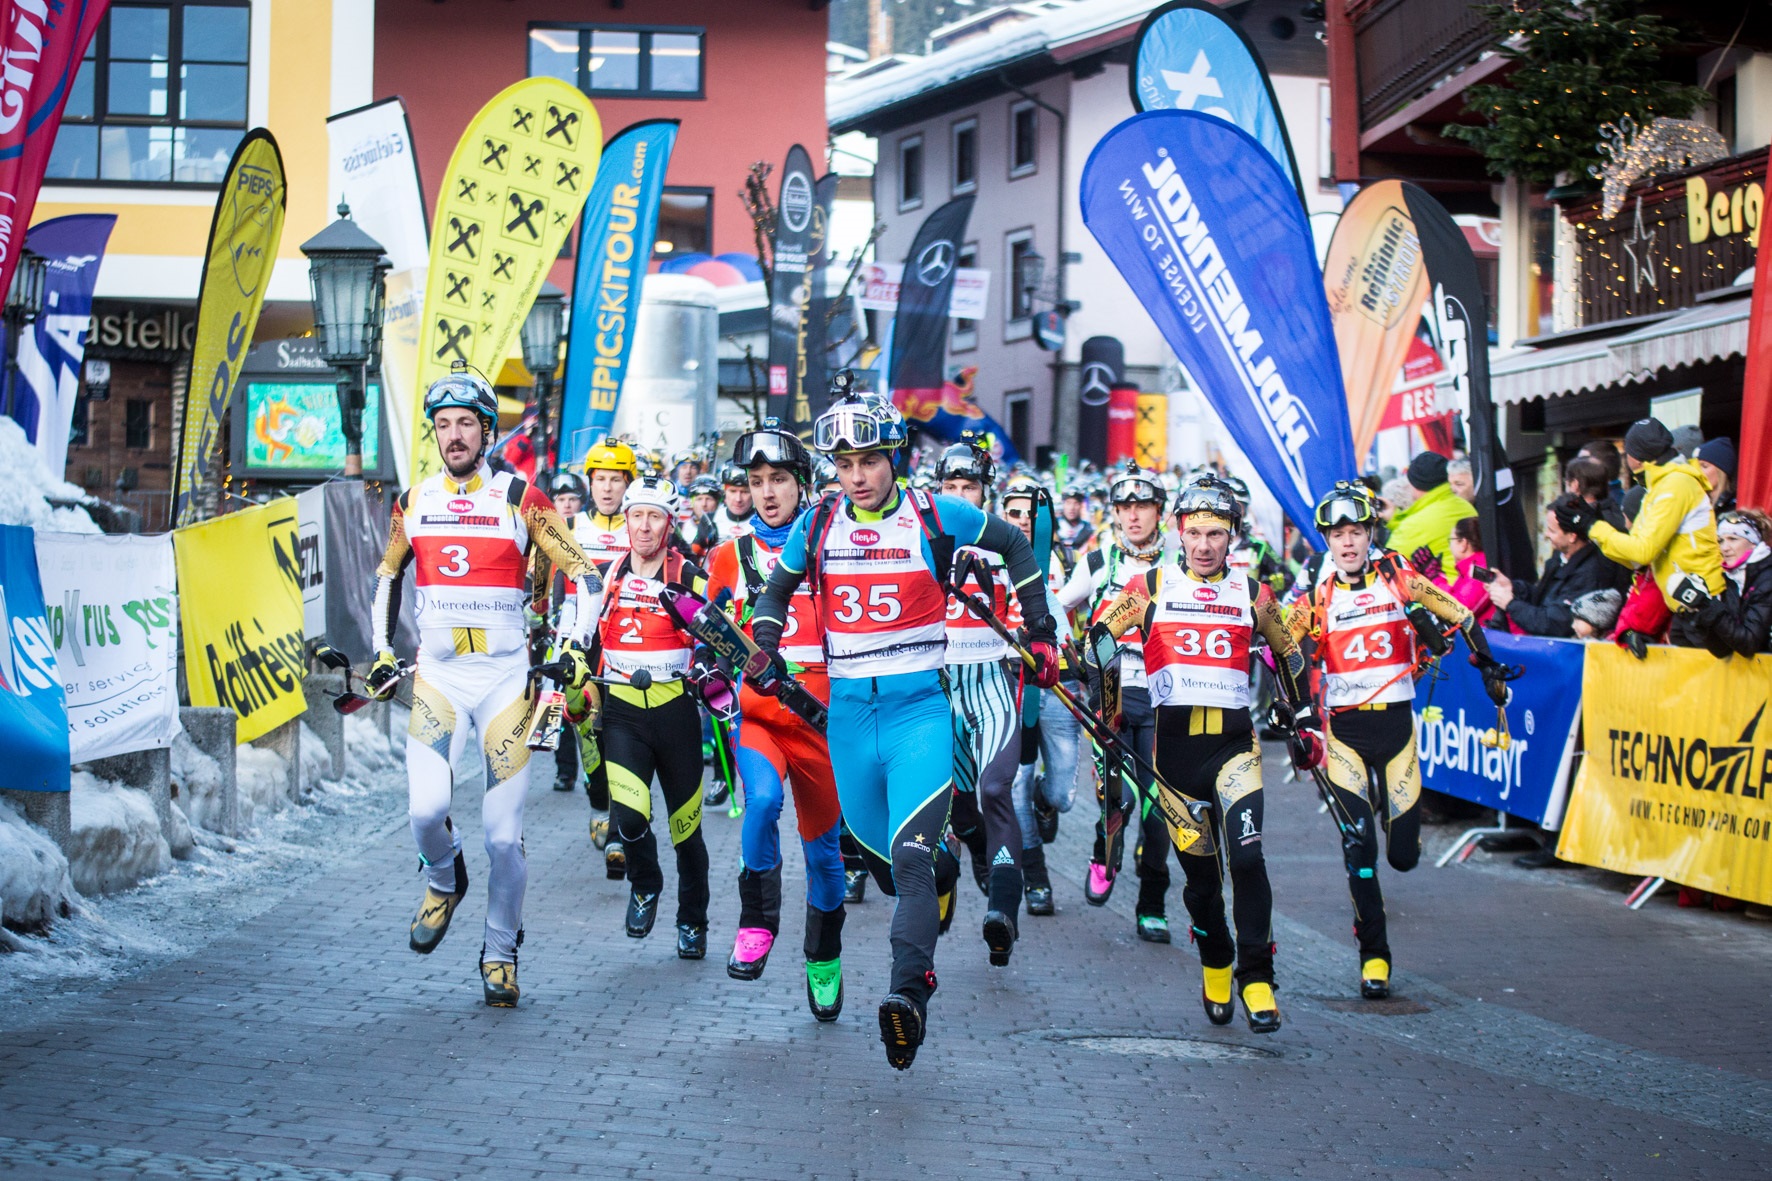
[1005,229,1035,339]
[48,2,250,184]
[951,242,978,352]
[898,135,923,211]
[70,396,90,449]
[1010,100,1038,178]
[124,399,152,450]
[1005,390,1032,459]
[527,24,704,99]
[654,187,711,258]
[951,117,977,195]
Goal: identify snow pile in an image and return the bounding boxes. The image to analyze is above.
[235,743,295,829]
[0,796,75,935]
[0,417,98,532]
[346,707,406,777]
[65,772,171,896]
[165,797,195,861]
[298,721,334,795]
[170,732,229,833]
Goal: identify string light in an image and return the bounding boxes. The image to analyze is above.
[1589,115,1729,219]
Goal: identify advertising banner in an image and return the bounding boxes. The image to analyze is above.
[1413,631,1584,828]
[894,366,1022,467]
[0,524,68,790]
[173,499,307,744]
[1324,181,1427,463]
[767,144,817,432]
[327,97,431,485]
[1135,391,1168,470]
[1129,0,1303,201]
[1076,335,1123,467]
[241,378,382,474]
[294,486,327,641]
[319,482,389,663]
[888,195,976,427]
[1107,386,1139,466]
[1081,111,1356,546]
[33,532,179,762]
[0,0,109,301]
[1558,645,1772,905]
[858,262,990,319]
[411,79,601,481]
[173,130,288,527]
[802,172,839,432]
[558,119,678,460]
[1736,182,1772,509]
[9,214,114,476]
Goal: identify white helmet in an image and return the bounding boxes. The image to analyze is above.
[621,474,681,517]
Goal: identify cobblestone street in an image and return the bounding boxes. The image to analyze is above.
[2,746,1769,1180]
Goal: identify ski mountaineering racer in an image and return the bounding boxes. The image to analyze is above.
[748,378,1061,1070]
[367,361,602,1008]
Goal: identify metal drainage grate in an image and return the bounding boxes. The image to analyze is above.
[1055,1035,1281,1061]
[1313,996,1433,1015]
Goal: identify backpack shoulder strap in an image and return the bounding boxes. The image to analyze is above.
[735,534,770,598]
[907,487,954,590]
[805,494,839,591]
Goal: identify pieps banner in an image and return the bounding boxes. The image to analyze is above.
[1413,630,1583,828]
[174,499,307,744]
[33,532,180,763]
[411,79,601,481]
[1558,644,1772,905]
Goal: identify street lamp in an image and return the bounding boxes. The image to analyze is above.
[521,280,566,471]
[1016,247,1045,315]
[2,248,46,419]
[301,202,388,478]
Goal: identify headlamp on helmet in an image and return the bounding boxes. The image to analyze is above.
[423,361,498,437]
[1172,476,1243,532]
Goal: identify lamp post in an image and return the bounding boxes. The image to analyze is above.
[301,203,388,478]
[2,248,46,420]
[521,280,566,472]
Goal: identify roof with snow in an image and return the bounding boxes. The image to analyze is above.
[827,0,1158,134]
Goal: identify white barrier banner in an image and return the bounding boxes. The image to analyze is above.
[33,532,180,761]
[858,262,991,319]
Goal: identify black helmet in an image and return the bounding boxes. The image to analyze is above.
[687,473,721,498]
[935,434,994,487]
[1172,475,1243,531]
[719,462,748,489]
[548,470,588,501]
[732,417,812,483]
[1314,480,1377,531]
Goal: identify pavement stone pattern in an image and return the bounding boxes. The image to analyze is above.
[2,740,1769,1180]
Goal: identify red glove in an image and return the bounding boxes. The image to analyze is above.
[1289,702,1326,771]
[1028,640,1061,689]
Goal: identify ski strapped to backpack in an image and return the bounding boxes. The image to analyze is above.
[657,583,830,733]
[1304,549,1462,715]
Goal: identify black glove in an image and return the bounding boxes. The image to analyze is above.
[1408,546,1440,578]
[365,650,402,700]
[1287,701,1325,770]
[1481,667,1509,707]
[559,642,594,691]
[1553,499,1596,539]
[1670,573,1711,611]
[746,646,790,697]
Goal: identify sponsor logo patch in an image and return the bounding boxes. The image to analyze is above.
[447,498,474,513]
[851,528,881,546]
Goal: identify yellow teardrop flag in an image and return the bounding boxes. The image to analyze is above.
[410,79,600,481]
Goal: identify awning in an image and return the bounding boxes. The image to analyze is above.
[1487,338,1620,406]
[1474,290,1755,405]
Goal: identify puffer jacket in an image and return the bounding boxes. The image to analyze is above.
[1384,483,1477,580]
[1691,547,1772,658]
[1588,458,1725,610]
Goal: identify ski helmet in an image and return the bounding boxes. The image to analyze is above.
[423,361,498,438]
[719,462,749,489]
[1108,465,1165,506]
[813,375,907,454]
[582,437,638,480]
[1173,475,1243,532]
[1314,480,1377,532]
[934,436,994,487]
[687,473,721,499]
[623,474,682,518]
[732,418,813,484]
[548,470,588,502]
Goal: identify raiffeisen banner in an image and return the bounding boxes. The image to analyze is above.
[1129,0,1303,202]
[558,119,678,461]
[1081,111,1355,545]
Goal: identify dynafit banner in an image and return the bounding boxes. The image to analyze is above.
[1081,111,1355,545]
[411,79,601,482]
[558,119,678,462]
[174,130,287,528]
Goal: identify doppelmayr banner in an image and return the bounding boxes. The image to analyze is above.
[1081,111,1355,547]
[1413,631,1584,828]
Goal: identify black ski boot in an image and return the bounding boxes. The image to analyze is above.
[1022,845,1054,916]
[983,864,1021,966]
[878,970,936,1071]
[840,828,868,903]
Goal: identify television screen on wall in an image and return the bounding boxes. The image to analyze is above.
[238,380,383,475]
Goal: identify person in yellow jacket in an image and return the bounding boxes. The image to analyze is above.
[1553,418,1724,652]
[1382,453,1476,580]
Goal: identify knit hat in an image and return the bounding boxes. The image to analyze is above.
[1671,424,1704,459]
[1406,451,1449,492]
[1570,589,1622,635]
[1621,484,1646,522]
[1695,436,1737,480]
[1623,418,1677,463]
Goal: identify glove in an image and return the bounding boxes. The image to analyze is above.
[1288,702,1325,770]
[744,646,790,697]
[1481,667,1510,707]
[365,650,401,701]
[1028,639,1061,689]
[1408,546,1440,578]
[687,649,738,721]
[560,642,594,691]
[1670,573,1711,611]
[1553,499,1595,539]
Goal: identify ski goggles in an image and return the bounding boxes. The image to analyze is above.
[1314,482,1376,530]
[1173,483,1239,522]
[732,428,804,471]
[812,405,899,454]
[1108,475,1164,504]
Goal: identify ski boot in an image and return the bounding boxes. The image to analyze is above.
[1034,778,1059,844]
[1022,845,1054,916]
[677,922,708,960]
[727,866,783,980]
[878,970,936,1071]
[804,903,845,1022]
[588,815,611,850]
[409,850,468,954]
[1241,981,1281,1034]
[983,863,1021,966]
[1136,914,1171,944]
[605,840,627,881]
[704,777,730,808]
[1201,964,1234,1025]
[552,769,577,793]
[625,890,659,938]
[480,938,520,1008]
[1360,957,1391,1000]
[843,869,869,904]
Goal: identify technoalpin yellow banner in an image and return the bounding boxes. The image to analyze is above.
[173,129,287,527]
[409,79,601,481]
[173,498,308,744]
[1558,643,1772,905]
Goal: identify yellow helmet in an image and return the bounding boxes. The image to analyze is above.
[582,437,638,479]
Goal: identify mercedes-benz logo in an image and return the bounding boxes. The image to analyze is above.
[1080,361,1115,406]
[915,240,955,286]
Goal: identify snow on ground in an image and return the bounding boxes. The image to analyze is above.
[65,772,170,897]
[0,706,410,1021]
[0,417,98,532]
[0,798,76,939]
